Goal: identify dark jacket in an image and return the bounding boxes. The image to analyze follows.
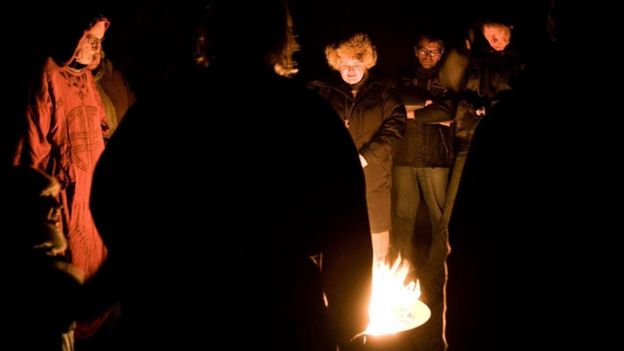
[455,46,525,151]
[394,65,454,168]
[309,74,406,190]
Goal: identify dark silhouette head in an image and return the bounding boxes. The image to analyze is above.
[197,0,298,74]
[0,166,66,257]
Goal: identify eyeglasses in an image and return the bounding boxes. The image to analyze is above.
[416,48,443,58]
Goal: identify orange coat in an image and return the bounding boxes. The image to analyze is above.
[16,58,107,280]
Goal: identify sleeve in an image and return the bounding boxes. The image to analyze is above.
[307,80,329,99]
[416,85,454,124]
[15,69,54,169]
[359,87,406,166]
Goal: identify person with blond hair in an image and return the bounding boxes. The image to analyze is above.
[310,33,406,263]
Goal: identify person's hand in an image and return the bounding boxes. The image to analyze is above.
[359,154,368,168]
[475,106,486,117]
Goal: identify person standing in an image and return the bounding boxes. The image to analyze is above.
[13,12,110,282]
[392,34,454,351]
[90,2,373,350]
[12,9,113,343]
[310,33,406,263]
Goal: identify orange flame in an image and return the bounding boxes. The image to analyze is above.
[365,256,431,336]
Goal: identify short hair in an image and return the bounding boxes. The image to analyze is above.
[415,34,445,52]
[325,33,377,71]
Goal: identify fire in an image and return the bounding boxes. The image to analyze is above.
[364,256,431,336]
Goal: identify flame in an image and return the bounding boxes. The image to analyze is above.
[365,256,431,336]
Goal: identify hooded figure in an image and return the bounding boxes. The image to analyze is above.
[14,10,109,279]
[12,8,111,341]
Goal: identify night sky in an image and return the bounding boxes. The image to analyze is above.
[288,0,550,79]
[97,0,552,85]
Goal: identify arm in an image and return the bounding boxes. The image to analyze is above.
[416,97,453,124]
[359,87,407,166]
[15,68,54,168]
[414,77,454,125]
[405,99,433,118]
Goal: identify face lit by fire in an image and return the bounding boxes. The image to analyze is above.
[415,39,444,69]
[482,23,511,51]
[338,58,367,85]
[74,20,108,65]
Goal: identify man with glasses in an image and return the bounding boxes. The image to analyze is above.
[416,46,444,69]
[392,34,454,351]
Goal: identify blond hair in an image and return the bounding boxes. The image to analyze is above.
[325,33,377,70]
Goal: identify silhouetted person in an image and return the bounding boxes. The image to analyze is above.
[0,166,83,351]
[445,5,575,350]
[90,2,372,350]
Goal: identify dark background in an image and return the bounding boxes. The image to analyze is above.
[0,0,553,102]
[289,0,551,80]
[93,0,553,89]
[1,1,591,349]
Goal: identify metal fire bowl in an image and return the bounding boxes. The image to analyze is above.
[352,299,431,351]
[352,300,432,351]
[365,299,431,337]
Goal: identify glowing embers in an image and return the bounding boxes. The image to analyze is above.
[365,256,430,336]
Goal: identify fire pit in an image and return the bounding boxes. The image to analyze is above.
[352,256,431,350]
[354,299,430,350]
